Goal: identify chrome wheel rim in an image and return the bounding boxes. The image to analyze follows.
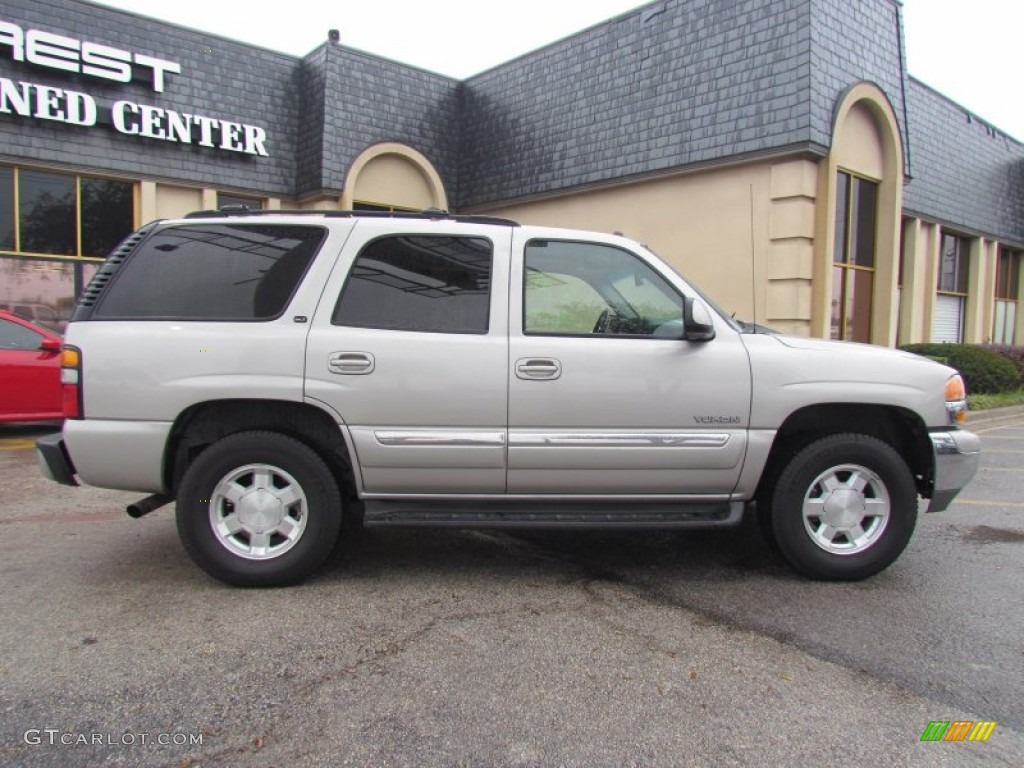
[209,463,308,560]
[801,463,890,555]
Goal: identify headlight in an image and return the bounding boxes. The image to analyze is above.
[944,374,968,425]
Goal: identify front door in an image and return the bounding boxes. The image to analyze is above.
[507,234,751,495]
[304,220,512,495]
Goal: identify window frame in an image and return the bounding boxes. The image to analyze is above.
[831,170,879,342]
[937,232,971,298]
[332,233,495,335]
[0,164,136,262]
[993,247,1021,345]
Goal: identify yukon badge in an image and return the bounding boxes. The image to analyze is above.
[693,415,741,425]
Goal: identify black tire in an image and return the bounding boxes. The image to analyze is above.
[769,433,917,581]
[176,431,342,587]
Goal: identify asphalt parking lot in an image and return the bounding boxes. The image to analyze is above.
[1,419,1022,767]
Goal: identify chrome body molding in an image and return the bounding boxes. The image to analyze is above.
[509,432,731,448]
[374,430,506,447]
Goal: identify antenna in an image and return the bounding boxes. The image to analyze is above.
[749,184,757,331]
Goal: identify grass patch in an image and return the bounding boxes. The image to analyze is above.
[968,390,1024,410]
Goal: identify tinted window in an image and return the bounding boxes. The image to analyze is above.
[0,317,43,350]
[19,170,75,255]
[96,224,325,320]
[524,240,683,338]
[81,178,135,257]
[334,235,492,334]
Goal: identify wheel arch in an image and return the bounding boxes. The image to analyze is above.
[164,399,357,501]
[756,403,932,503]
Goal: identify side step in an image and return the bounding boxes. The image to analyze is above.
[363,499,745,529]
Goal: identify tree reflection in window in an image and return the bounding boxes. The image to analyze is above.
[19,170,75,255]
[3,167,134,258]
[334,235,492,334]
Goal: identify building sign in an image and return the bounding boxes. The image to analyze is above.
[0,19,268,156]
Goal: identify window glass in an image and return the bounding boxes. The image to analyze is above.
[938,234,969,294]
[217,193,264,212]
[0,167,13,251]
[524,240,683,338]
[851,178,877,267]
[19,170,75,255]
[0,317,44,350]
[81,178,134,257]
[995,249,1021,300]
[96,224,325,320]
[334,235,492,334]
[0,166,134,259]
[831,172,877,342]
[833,172,849,265]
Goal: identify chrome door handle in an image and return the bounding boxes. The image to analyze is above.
[515,358,561,380]
[329,351,375,375]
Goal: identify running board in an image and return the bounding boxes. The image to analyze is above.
[363,500,745,529]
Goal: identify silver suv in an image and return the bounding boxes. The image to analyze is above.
[37,210,980,586]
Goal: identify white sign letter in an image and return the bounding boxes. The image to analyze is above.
[26,30,80,73]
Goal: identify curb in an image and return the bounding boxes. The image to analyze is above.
[967,404,1024,432]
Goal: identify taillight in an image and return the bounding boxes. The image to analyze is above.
[61,345,83,419]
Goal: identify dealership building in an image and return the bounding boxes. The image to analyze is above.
[1,0,1022,346]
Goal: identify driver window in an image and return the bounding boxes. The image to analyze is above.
[524,240,683,338]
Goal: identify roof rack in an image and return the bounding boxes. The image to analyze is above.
[183,208,520,227]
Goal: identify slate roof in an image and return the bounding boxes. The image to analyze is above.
[458,0,816,207]
[902,78,1024,247]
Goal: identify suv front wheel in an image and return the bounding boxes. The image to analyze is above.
[176,431,342,587]
[768,433,918,581]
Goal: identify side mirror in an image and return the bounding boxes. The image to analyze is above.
[39,338,61,353]
[683,297,716,342]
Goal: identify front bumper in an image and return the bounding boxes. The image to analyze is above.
[928,429,981,512]
[36,433,78,487]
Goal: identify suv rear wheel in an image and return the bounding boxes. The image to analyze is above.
[176,431,342,586]
[768,433,917,581]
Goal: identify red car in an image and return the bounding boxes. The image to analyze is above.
[0,309,63,422]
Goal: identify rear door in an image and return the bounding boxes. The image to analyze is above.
[304,220,512,495]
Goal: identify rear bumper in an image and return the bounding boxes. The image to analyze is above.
[928,429,981,512]
[36,433,78,487]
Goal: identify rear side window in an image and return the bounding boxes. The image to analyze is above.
[94,224,325,320]
[333,235,492,334]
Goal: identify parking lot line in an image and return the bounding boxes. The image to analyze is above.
[954,498,1024,508]
[0,439,36,450]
